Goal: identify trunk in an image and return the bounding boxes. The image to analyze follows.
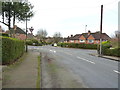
[8,2,11,37]
[13,11,15,26]
[2,2,4,23]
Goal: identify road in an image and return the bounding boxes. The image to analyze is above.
[28,45,119,88]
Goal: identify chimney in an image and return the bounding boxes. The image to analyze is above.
[88,30,91,35]
[71,35,73,37]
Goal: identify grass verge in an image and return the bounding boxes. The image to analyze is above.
[36,56,40,88]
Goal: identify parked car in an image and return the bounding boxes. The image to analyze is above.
[52,43,57,47]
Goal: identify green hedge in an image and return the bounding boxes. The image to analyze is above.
[26,39,42,46]
[97,41,120,57]
[58,43,97,49]
[2,36,25,65]
[102,48,120,57]
[0,33,9,37]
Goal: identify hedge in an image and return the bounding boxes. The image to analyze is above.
[0,33,9,37]
[26,39,42,46]
[103,48,120,57]
[2,36,25,65]
[58,43,97,49]
[97,41,120,57]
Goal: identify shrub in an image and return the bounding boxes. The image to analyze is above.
[2,36,25,65]
[0,33,9,37]
[26,39,41,46]
[103,48,120,57]
[58,43,97,49]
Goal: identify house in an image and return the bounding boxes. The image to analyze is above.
[5,27,26,40]
[27,33,34,39]
[65,30,111,44]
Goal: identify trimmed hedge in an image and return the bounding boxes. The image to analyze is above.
[0,33,9,37]
[2,36,25,65]
[103,48,120,57]
[26,39,42,46]
[97,41,120,57]
[58,43,97,49]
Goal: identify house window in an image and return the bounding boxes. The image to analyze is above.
[80,40,85,43]
[88,40,94,43]
[70,40,74,42]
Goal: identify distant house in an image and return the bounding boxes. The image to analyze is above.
[5,27,26,40]
[64,31,111,44]
[27,33,34,39]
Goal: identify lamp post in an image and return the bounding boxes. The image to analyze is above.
[25,14,28,52]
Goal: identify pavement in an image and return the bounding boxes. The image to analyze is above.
[29,45,118,88]
[2,50,40,88]
[89,53,120,62]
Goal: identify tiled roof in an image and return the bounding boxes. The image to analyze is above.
[68,32,111,40]
[5,27,26,34]
[70,34,81,40]
[91,33,111,40]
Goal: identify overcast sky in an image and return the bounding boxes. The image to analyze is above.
[1,0,119,37]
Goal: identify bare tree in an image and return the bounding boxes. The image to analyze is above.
[53,32,62,43]
[36,29,48,43]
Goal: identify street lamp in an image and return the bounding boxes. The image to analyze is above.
[25,13,28,52]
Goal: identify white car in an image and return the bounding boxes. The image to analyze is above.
[54,43,57,47]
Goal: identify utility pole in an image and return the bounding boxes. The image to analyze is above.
[99,5,103,56]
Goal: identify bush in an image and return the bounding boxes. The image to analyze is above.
[26,39,41,46]
[0,33,9,37]
[26,40,33,45]
[58,43,97,49]
[103,48,120,57]
[2,36,25,65]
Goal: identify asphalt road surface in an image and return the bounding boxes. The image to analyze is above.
[28,45,119,88]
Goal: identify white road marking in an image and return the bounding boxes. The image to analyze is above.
[49,50,56,53]
[77,56,95,64]
[113,70,120,74]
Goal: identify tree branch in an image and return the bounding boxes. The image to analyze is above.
[0,21,9,26]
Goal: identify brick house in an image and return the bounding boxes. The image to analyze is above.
[64,31,111,44]
[5,27,26,40]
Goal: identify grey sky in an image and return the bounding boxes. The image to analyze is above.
[0,0,118,37]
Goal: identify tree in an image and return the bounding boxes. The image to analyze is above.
[0,1,34,32]
[36,29,48,43]
[53,32,62,43]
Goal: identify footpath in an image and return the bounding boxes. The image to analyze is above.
[90,53,119,61]
[2,50,40,88]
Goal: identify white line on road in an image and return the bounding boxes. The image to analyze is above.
[49,50,56,53]
[77,56,95,64]
[113,70,120,74]
[54,51,56,53]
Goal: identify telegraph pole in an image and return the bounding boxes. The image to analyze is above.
[99,5,103,56]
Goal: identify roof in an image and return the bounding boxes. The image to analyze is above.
[90,33,111,40]
[67,32,111,40]
[70,34,81,40]
[5,27,26,34]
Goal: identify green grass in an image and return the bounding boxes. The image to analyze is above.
[36,56,41,88]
